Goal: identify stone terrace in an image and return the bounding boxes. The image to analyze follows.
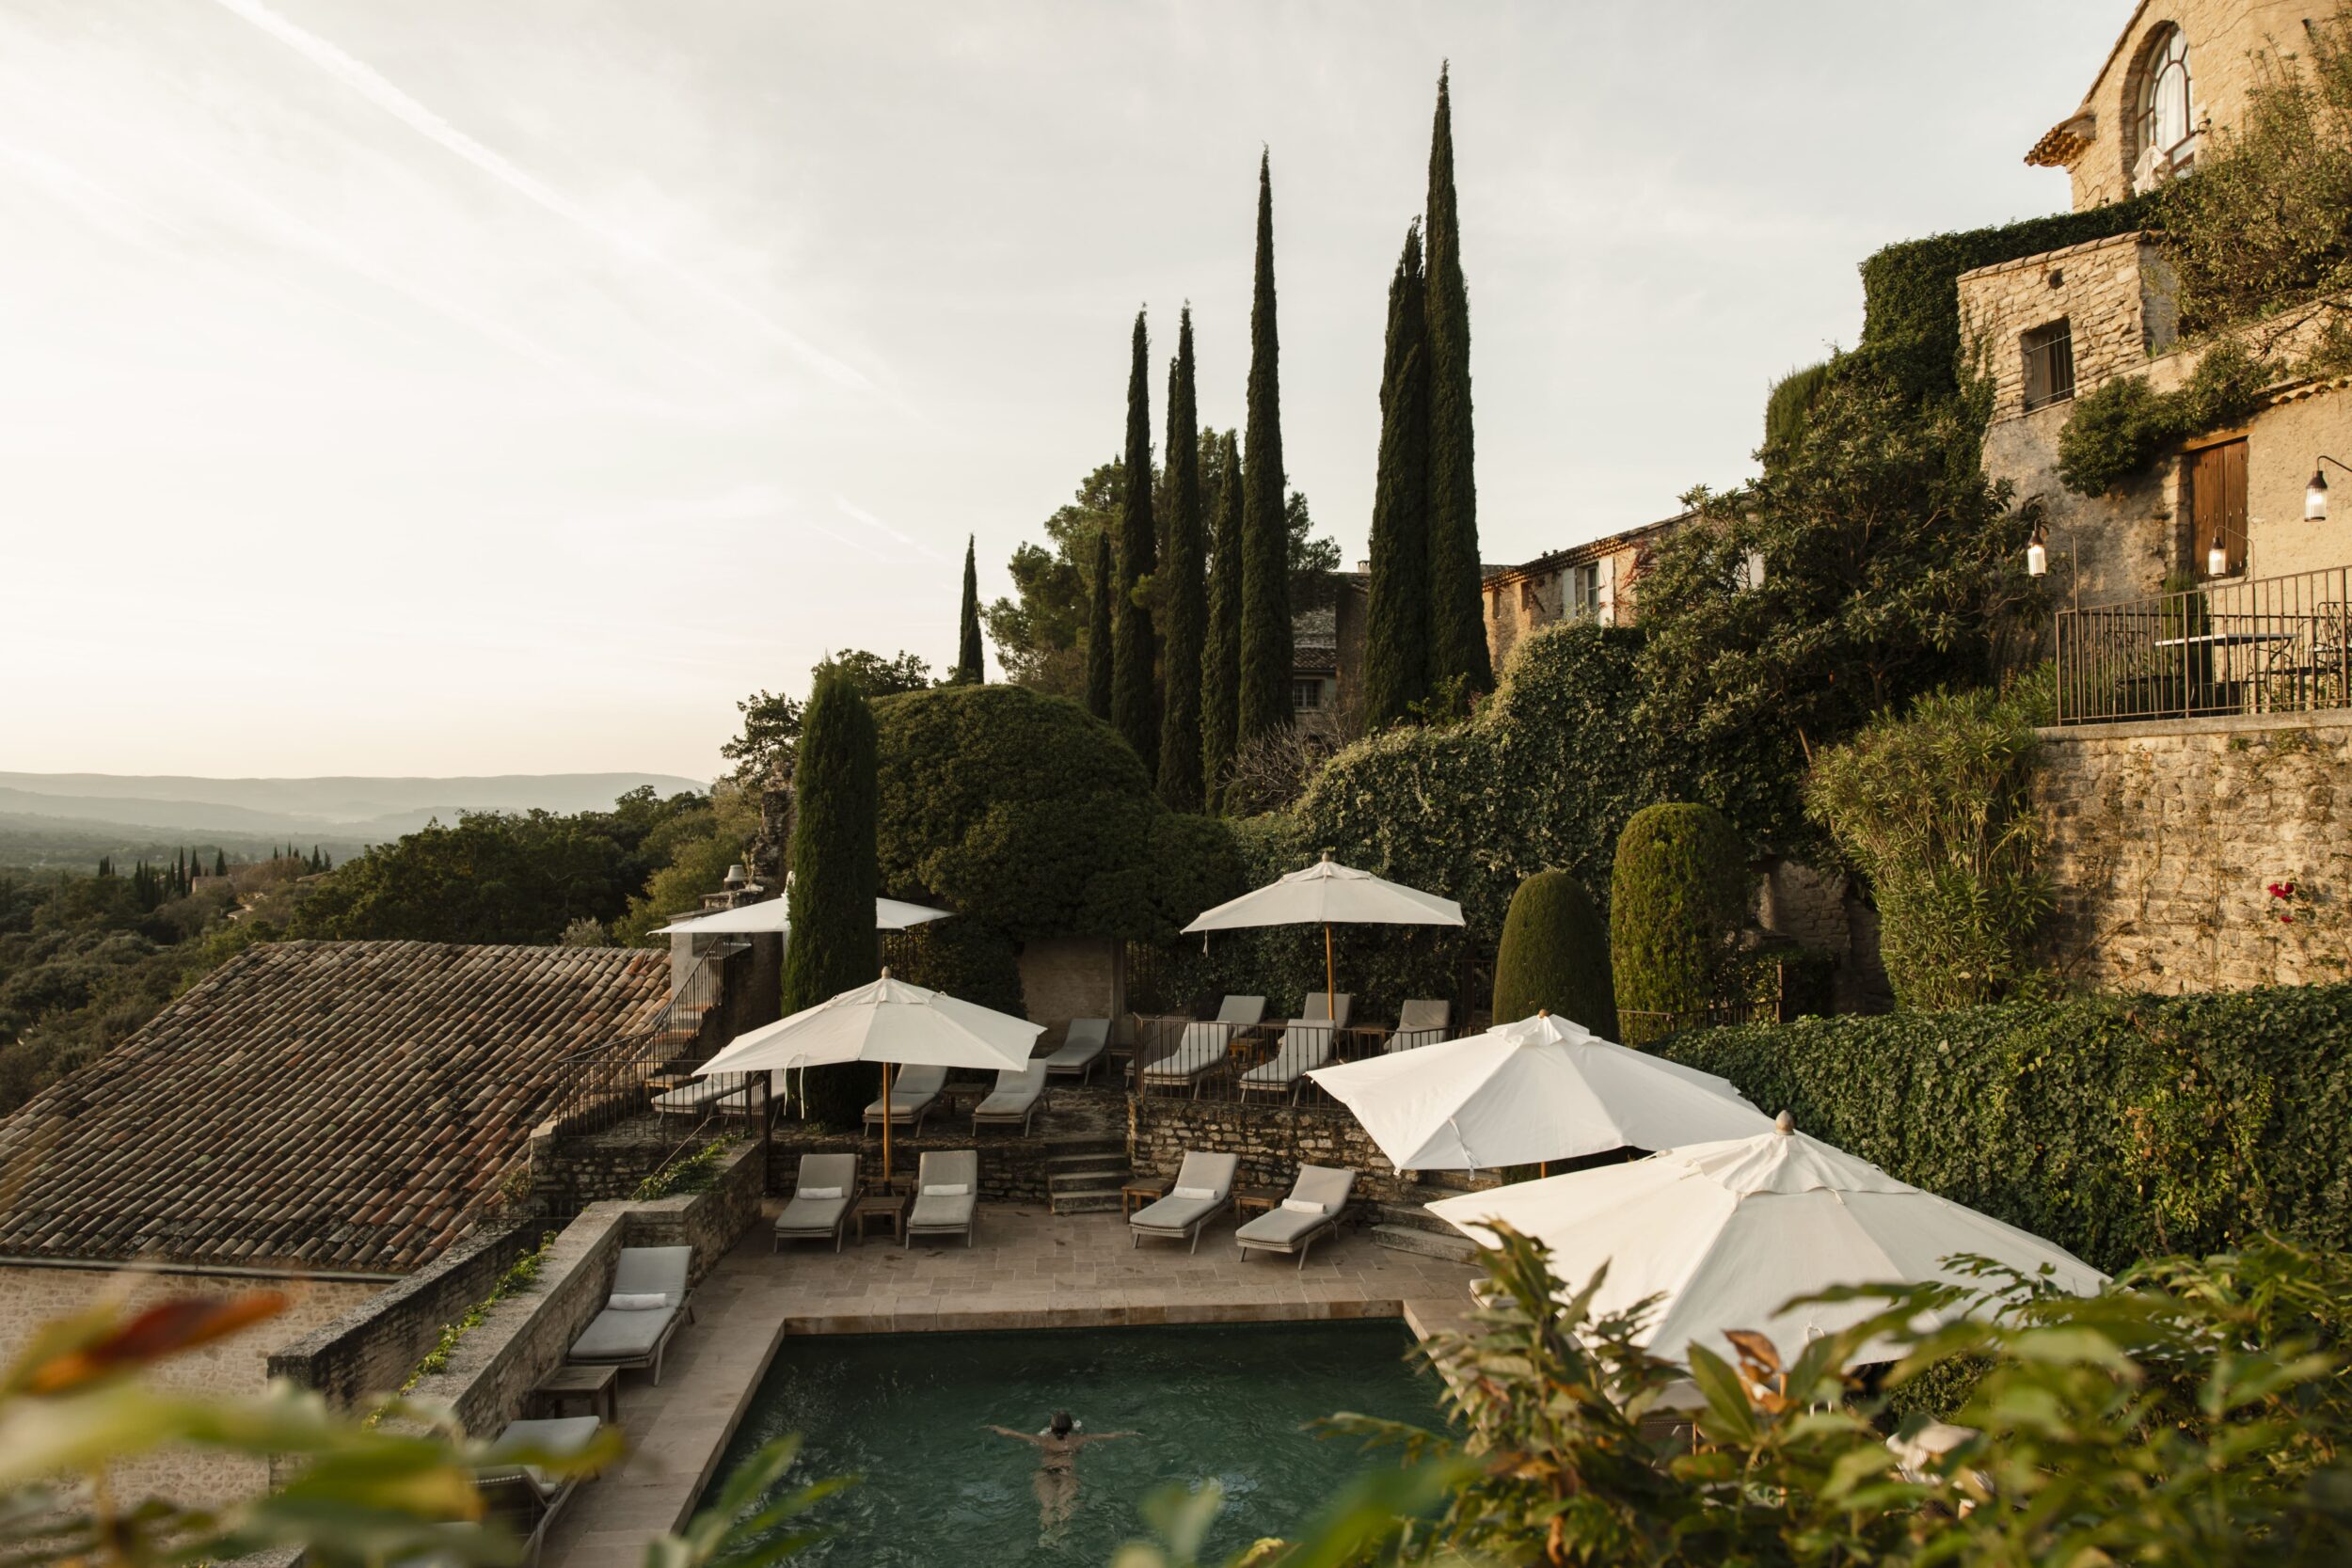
[543,1198,1479,1568]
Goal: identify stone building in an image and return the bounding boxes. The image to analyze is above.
[1983,0,2349,607]
[1479,511,1692,671]
[0,940,669,1506]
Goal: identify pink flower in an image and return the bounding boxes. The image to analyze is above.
[2267,882,2286,897]
[2281,912,2296,925]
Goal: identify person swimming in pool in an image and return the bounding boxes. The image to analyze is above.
[985,1412,1137,1542]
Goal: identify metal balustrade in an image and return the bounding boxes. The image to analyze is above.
[2056,565,2352,724]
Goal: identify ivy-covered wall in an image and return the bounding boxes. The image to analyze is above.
[1663,981,2352,1275]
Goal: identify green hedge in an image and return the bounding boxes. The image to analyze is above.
[1661,984,2352,1275]
[1609,803,1748,1018]
[1854,198,2153,397]
[1491,870,1615,1033]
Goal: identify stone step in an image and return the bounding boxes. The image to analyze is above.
[1045,1151,1128,1175]
[1369,1199,1459,1236]
[1368,1223,1480,1264]
[1047,1174,1127,1198]
[1051,1192,1124,1215]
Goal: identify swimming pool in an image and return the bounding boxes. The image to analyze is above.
[699,1320,1447,1566]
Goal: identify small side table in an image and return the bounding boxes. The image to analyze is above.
[530,1363,619,1425]
[852,1193,908,1244]
[1232,1185,1283,1220]
[1120,1177,1169,1217]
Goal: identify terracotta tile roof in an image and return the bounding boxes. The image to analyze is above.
[0,941,669,1275]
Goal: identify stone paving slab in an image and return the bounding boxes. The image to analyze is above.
[543,1199,1478,1568]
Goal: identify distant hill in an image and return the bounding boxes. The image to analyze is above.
[0,772,706,868]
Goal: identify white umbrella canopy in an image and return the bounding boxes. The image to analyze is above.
[652,896,953,936]
[1427,1115,2107,1370]
[695,971,1039,1183]
[1307,1010,1772,1172]
[1181,853,1465,1016]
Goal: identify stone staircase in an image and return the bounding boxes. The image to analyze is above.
[1044,1134,1131,1214]
[1366,1171,1495,1263]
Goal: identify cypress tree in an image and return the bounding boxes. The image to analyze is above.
[1156,308,1206,810]
[1085,527,1114,721]
[213,848,227,877]
[1423,65,1493,698]
[1111,310,1159,770]
[780,669,882,1126]
[1237,150,1292,745]
[1200,433,1244,809]
[951,534,984,684]
[1364,220,1433,730]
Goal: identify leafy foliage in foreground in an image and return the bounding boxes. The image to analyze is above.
[1664,982,2352,1273]
[1293,1226,2352,1567]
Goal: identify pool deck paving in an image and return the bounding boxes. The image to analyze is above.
[543,1199,1479,1568]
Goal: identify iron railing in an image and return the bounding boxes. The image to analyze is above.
[1616,1002,1775,1049]
[545,944,753,1135]
[2056,565,2352,724]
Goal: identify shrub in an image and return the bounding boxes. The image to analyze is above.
[870,684,1239,944]
[782,671,880,1127]
[1661,982,2352,1274]
[1761,357,1832,452]
[2056,340,2270,496]
[1804,679,2051,1009]
[889,917,1025,1017]
[1609,803,1750,1020]
[1489,870,1615,1033]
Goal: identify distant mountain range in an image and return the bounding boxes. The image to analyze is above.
[0,772,705,868]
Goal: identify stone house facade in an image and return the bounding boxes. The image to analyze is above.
[1480,511,1691,672]
[1987,2,2350,609]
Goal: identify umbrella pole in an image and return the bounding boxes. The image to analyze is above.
[1324,924,1336,1025]
[881,1060,893,1190]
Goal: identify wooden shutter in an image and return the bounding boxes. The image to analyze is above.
[2190,439,2249,578]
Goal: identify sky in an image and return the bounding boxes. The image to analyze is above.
[0,0,2129,781]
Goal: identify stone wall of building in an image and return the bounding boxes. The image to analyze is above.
[1017,936,1123,1039]
[269,1224,532,1413]
[1961,234,2173,424]
[2033,710,2352,992]
[0,1263,379,1509]
[1126,1098,1408,1202]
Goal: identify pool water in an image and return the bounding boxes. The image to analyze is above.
[700,1320,1447,1566]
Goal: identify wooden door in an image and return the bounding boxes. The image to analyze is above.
[2190,439,2248,578]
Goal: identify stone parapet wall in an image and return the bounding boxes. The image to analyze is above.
[267,1224,532,1413]
[1127,1097,1407,1203]
[764,1123,1058,1203]
[2034,711,2352,993]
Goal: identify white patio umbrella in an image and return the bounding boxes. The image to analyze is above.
[1427,1113,2107,1370]
[695,969,1038,1183]
[1307,1010,1772,1174]
[652,896,953,936]
[1181,853,1464,1020]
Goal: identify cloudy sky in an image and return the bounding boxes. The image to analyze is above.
[0,0,2125,780]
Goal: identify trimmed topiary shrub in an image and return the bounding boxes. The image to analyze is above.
[870,684,1242,944]
[1608,803,1749,1022]
[1490,870,1616,1034]
[781,670,880,1126]
[1661,983,2352,1275]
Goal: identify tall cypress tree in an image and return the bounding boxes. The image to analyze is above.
[1200,432,1244,809]
[1423,65,1492,697]
[780,669,880,1127]
[1111,309,1159,770]
[1086,526,1114,721]
[1156,308,1206,810]
[1364,220,1433,730]
[1237,150,1292,745]
[951,534,984,684]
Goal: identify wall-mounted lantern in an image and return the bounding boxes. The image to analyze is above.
[2026,527,2049,578]
[2309,455,2351,521]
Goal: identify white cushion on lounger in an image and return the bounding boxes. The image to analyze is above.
[922,1182,970,1197]
[607,1292,668,1310]
[799,1186,843,1200]
[1173,1185,1216,1200]
[1281,1198,1327,1215]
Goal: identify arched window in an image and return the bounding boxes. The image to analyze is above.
[2136,25,2196,176]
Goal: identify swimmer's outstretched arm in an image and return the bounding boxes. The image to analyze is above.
[1076,1431,1139,1445]
[983,1425,1045,1446]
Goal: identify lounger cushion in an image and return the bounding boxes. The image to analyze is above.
[480,1416,601,1500]
[607,1292,668,1310]
[610,1247,692,1300]
[799,1186,844,1200]
[1235,1207,1333,1248]
[1172,1185,1216,1200]
[922,1182,970,1196]
[1045,1021,1109,1068]
[569,1305,677,1362]
[1130,1195,1220,1234]
[1281,1198,1327,1215]
[775,1195,850,1235]
[908,1193,976,1230]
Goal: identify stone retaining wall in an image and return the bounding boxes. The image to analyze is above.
[1126,1097,1406,1202]
[267,1223,532,1413]
[2035,711,2352,993]
[763,1121,1060,1203]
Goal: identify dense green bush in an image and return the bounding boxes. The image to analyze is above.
[888,916,1025,1018]
[1609,803,1750,1019]
[2056,340,2270,496]
[1761,357,1832,451]
[1489,870,1615,1033]
[870,684,1242,945]
[1804,679,2051,1009]
[1662,983,2352,1274]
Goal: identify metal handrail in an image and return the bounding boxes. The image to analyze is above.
[2056,564,2352,724]
[547,945,744,1135]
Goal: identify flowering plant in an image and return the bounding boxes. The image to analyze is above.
[2265,879,2309,925]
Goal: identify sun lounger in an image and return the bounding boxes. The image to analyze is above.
[905,1149,979,1247]
[973,1062,1050,1134]
[474,1416,603,1567]
[1129,1151,1239,1253]
[1235,1164,1357,1269]
[1136,996,1264,1096]
[1041,1018,1110,1083]
[863,1063,947,1134]
[773,1152,859,1252]
[566,1246,693,1384]
[1388,998,1450,1053]
[652,1072,766,1116]
[1238,1021,1341,1101]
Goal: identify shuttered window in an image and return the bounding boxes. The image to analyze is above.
[2189,438,2248,578]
